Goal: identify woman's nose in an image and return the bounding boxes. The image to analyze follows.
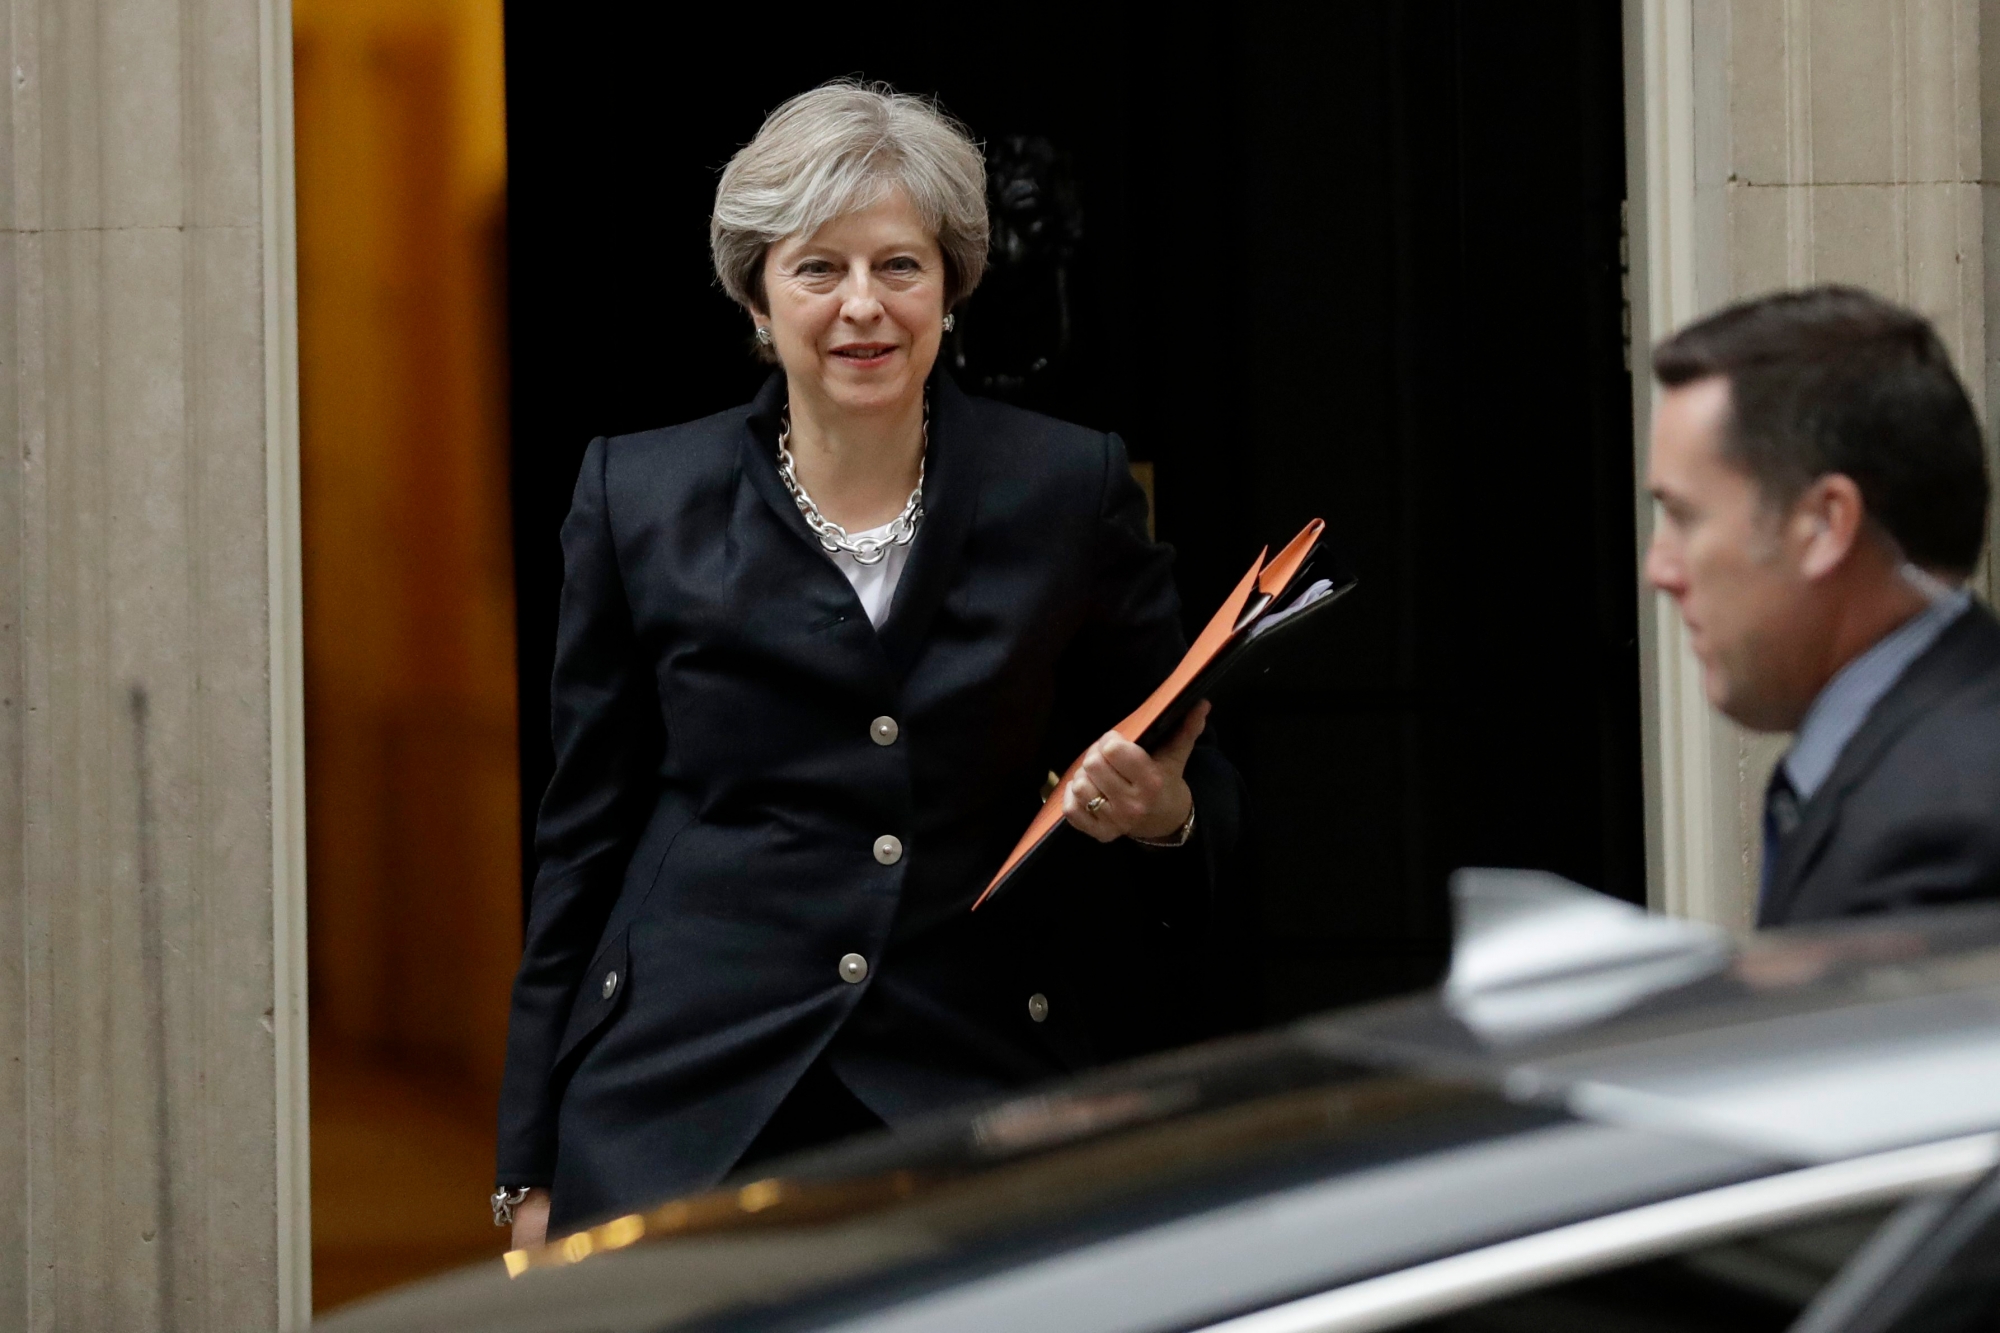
[839,267,884,321]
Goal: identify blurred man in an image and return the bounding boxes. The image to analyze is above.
[1646,286,2000,926]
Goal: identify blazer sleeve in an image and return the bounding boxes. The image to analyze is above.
[1065,431,1246,908]
[496,436,666,1185]
[1031,432,1250,1059]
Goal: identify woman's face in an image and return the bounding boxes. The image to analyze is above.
[758,188,946,418]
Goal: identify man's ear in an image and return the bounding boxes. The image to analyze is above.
[1795,474,1866,580]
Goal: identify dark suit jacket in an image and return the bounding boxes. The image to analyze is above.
[497,371,1244,1228]
[1762,601,2000,926]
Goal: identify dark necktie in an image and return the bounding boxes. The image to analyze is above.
[1760,764,1803,910]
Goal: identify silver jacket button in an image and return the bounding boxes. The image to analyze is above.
[1027,993,1049,1023]
[602,970,619,1000]
[870,715,900,746]
[839,953,869,984]
[873,834,903,865]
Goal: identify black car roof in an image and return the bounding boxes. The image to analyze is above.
[317,891,2000,1333]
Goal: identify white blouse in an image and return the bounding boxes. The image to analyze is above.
[825,519,912,629]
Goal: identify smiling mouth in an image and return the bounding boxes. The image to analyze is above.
[832,345,896,362]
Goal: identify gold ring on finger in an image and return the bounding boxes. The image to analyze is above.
[1085,794,1107,814]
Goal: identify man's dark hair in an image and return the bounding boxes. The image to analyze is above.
[1653,285,1989,576]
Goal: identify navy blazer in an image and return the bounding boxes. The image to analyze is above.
[497,372,1244,1228]
[1762,601,2000,926]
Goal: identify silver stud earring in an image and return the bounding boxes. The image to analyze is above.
[942,313,956,333]
[754,326,773,347]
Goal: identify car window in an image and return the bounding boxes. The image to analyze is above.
[1874,1175,2000,1333]
[1401,1202,1896,1332]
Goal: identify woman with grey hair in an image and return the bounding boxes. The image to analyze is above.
[494,80,1243,1245]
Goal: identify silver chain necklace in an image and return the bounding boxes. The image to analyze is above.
[775,396,926,566]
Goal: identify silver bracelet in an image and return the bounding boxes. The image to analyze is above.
[1132,801,1196,848]
[491,1185,534,1228]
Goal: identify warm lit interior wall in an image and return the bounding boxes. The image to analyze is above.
[293,0,516,1307]
[296,0,514,1085]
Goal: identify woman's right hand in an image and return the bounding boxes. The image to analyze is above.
[509,1188,552,1251]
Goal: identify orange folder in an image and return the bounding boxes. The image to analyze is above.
[973,518,1347,910]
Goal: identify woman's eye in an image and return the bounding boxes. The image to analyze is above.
[884,257,921,273]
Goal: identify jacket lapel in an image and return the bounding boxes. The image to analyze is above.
[1763,603,2000,923]
[876,372,984,676]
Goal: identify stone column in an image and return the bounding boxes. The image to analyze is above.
[0,0,308,1328]
[1626,0,1988,928]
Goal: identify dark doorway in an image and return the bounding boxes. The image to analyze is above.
[502,3,1642,1027]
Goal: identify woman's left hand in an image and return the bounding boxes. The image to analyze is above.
[1062,701,1209,843]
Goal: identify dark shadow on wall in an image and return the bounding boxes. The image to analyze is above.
[502,1,1642,1032]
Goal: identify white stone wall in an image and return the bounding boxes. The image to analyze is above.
[0,0,307,1328]
[1715,1,1984,375]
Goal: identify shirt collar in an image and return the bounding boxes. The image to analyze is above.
[1783,587,1973,800]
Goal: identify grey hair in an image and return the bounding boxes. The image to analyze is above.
[710,80,989,317]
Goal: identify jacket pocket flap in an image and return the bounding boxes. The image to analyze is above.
[553,927,631,1072]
